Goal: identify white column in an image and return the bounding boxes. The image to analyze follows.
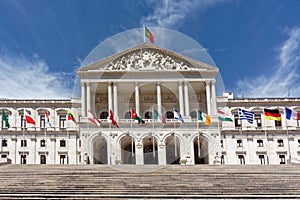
[81,82,86,116]
[178,81,185,115]
[135,82,140,114]
[211,80,217,115]
[184,81,190,117]
[113,82,118,119]
[108,82,112,116]
[86,82,91,113]
[156,82,162,115]
[205,81,211,115]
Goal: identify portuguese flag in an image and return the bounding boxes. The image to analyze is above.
[264,109,281,121]
[67,109,77,125]
[132,109,145,124]
[144,26,154,44]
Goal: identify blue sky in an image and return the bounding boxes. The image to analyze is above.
[1,0,300,98]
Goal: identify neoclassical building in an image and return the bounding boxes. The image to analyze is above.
[1,43,300,165]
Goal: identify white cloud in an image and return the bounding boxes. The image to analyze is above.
[235,27,300,98]
[0,53,74,99]
[141,0,223,28]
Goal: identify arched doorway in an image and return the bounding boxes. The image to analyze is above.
[93,135,108,164]
[193,135,209,164]
[165,134,180,164]
[120,135,136,164]
[143,136,158,164]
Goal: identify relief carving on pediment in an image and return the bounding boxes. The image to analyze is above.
[105,50,191,71]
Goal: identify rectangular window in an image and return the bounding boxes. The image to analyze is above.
[21,115,26,128]
[258,155,265,165]
[60,139,66,147]
[221,154,225,165]
[255,114,262,127]
[298,139,300,146]
[257,139,263,147]
[238,155,245,165]
[60,154,67,164]
[21,140,27,147]
[79,140,81,148]
[1,154,7,158]
[220,140,223,147]
[279,155,285,164]
[275,120,282,127]
[40,115,46,128]
[278,139,284,147]
[21,154,26,164]
[234,114,241,128]
[40,139,46,147]
[2,139,7,147]
[237,139,243,147]
[59,115,67,129]
[40,154,46,164]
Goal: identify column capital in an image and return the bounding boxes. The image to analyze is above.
[135,81,139,86]
[80,81,86,87]
[211,80,216,85]
[156,81,161,86]
[86,82,91,86]
[184,80,189,85]
[178,80,184,85]
[205,80,211,85]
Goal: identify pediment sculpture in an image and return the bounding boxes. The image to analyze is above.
[105,50,192,71]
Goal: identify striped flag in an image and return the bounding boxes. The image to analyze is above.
[238,108,254,124]
[174,109,184,123]
[198,111,211,126]
[88,110,101,127]
[218,110,233,122]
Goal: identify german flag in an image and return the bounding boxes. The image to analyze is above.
[264,109,281,121]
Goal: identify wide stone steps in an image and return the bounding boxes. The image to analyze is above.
[0,165,300,199]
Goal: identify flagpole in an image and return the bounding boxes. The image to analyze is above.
[264,129,269,165]
[196,109,200,158]
[23,109,25,163]
[286,118,291,162]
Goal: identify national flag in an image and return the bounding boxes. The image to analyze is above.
[238,108,254,124]
[44,111,52,127]
[285,108,300,120]
[88,110,101,127]
[24,110,36,125]
[153,109,166,124]
[2,110,10,128]
[217,110,233,122]
[264,109,281,121]
[67,109,77,125]
[109,109,119,128]
[174,109,184,123]
[198,111,211,126]
[131,109,145,124]
[144,26,154,44]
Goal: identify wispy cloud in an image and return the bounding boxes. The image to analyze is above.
[0,53,74,99]
[235,27,300,98]
[141,0,224,28]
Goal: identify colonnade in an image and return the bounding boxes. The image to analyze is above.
[80,80,217,119]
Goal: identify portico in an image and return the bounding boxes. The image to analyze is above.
[77,42,220,165]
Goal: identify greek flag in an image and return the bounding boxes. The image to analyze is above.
[238,108,254,124]
[174,109,184,123]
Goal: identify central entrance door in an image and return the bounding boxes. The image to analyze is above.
[143,136,158,164]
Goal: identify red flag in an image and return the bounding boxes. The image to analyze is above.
[24,110,36,125]
[109,109,119,128]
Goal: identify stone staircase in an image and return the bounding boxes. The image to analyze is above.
[0,164,300,199]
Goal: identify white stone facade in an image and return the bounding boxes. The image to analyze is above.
[1,43,300,165]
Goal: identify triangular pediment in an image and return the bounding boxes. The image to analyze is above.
[77,43,218,72]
